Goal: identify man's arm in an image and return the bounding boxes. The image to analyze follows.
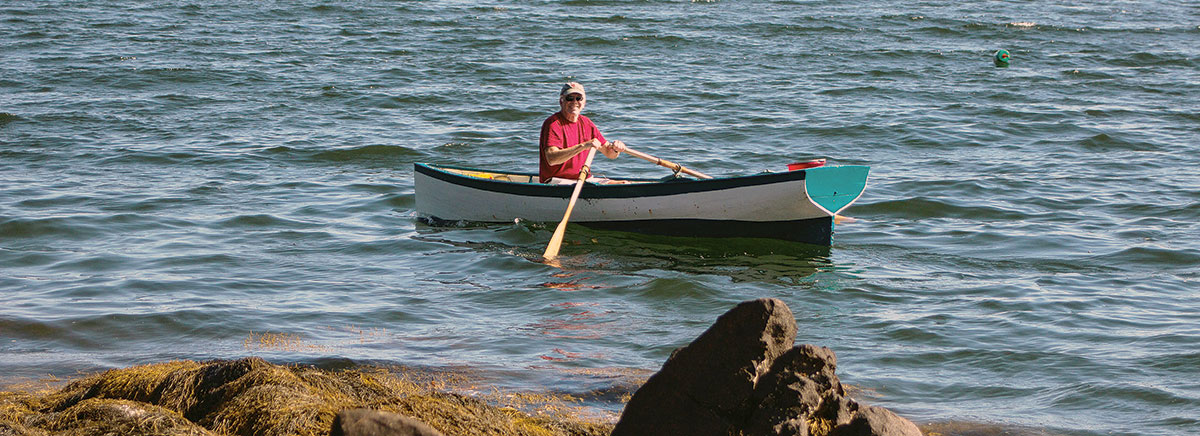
[544,138,603,165]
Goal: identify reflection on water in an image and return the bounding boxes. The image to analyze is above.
[573,227,838,285]
[414,221,842,285]
[920,421,1085,436]
[524,302,620,341]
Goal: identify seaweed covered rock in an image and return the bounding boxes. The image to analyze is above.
[0,357,611,436]
[331,408,444,436]
[613,298,922,436]
[33,398,216,436]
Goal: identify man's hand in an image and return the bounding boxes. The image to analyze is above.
[600,140,625,159]
[608,140,626,153]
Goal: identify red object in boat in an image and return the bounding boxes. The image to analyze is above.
[787,159,826,171]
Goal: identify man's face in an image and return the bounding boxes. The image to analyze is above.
[560,93,585,117]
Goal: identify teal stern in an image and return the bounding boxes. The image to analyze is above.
[804,165,870,219]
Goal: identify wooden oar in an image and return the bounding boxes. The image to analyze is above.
[622,146,713,179]
[542,148,597,261]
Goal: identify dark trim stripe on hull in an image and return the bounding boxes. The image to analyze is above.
[414,162,806,199]
[422,215,835,246]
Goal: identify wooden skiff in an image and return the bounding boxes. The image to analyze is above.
[414,163,869,246]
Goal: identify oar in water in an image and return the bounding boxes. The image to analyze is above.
[622,146,713,179]
[542,148,597,261]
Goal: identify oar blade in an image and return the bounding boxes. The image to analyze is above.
[542,149,596,262]
[542,219,570,260]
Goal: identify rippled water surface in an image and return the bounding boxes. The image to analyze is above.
[2,1,1198,435]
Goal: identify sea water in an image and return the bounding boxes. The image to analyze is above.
[2,1,1198,435]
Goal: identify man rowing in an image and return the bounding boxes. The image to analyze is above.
[538,82,626,184]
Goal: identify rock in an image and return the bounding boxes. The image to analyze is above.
[755,344,844,403]
[330,409,445,436]
[612,298,797,435]
[39,398,215,435]
[6,359,608,436]
[828,406,923,436]
[782,344,842,394]
[178,357,271,422]
[614,299,923,436]
[748,345,853,435]
[815,394,861,433]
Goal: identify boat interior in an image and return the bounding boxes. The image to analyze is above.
[444,167,538,183]
[439,166,664,185]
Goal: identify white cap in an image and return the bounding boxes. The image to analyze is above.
[559,82,585,98]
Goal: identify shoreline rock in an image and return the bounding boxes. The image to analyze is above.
[613,298,922,436]
[0,357,611,436]
[0,299,921,436]
[331,409,445,436]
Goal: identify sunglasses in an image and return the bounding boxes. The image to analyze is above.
[563,95,584,102]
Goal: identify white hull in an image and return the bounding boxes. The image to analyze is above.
[413,163,869,245]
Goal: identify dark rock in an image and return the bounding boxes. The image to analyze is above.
[747,359,826,435]
[816,394,860,431]
[614,298,923,436]
[751,345,844,409]
[783,344,842,394]
[757,417,810,436]
[330,409,445,436]
[828,406,923,436]
[612,298,797,435]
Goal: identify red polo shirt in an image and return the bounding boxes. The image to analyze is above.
[539,113,606,183]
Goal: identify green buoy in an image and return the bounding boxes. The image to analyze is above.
[994,49,1011,67]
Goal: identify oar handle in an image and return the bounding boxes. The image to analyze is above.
[622,147,713,179]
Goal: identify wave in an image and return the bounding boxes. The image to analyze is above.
[214,213,322,230]
[1076,132,1148,152]
[0,216,97,240]
[472,108,542,122]
[309,4,350,14]
[863,197,1033,221]
[312,144,424,162]
[98,150,204,166]
[375,92,453,106]
[560,0,654,6]
[1108,52,1197,69]
[1087,246,1200,269]
[816,85,881,97]
[0,316,88,346]
[746,22,859,36]
[262,144,424,165]
[1045,381,1195,412]
[1138,350,1200,373]
[568,35,656,48]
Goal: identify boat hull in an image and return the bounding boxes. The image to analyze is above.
[413,163,868,246]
